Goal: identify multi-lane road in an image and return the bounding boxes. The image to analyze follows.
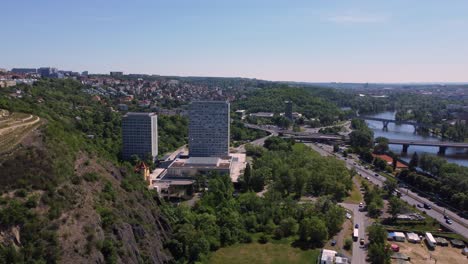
[310,142,468,240]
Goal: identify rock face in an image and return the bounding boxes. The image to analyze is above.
[54,154,173,264]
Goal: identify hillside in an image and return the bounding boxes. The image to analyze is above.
[0,80,173,263]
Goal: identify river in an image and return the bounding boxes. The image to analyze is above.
[364,111,468,167]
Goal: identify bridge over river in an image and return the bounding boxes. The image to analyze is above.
[388,139,468,155]
[355,116,437,132]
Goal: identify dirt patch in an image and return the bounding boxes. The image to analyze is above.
[392,241,467,264]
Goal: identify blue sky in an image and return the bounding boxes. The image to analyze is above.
[2,0,468,82]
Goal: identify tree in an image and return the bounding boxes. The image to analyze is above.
[299,217,328,247]
[360,151,374,163]
[409,152,419,170]
[392,155,398,170]
[373,158,387,171]
[333,144,340,153]
[279,217,299,237]
[388,196,404,220]
[241,164,252,191]
[374,137,389,154]
[383,179,397,197]
[368,243,391,264]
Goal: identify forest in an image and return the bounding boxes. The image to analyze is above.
[234,86,345,126]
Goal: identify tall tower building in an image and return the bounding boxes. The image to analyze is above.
[189,101,230,157]
[122,112,158,161]
[285,100,293,120]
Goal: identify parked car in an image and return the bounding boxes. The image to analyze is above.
[359,202,364,208]
[331,240,337,246]
[355,224,359,228]
[446,219,453,225]
[417,204,423,208]
[444,214,449,220]
[374,173,379,177]
[424,203,432,210]
[360,238,365,245]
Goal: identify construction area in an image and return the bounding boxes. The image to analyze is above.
[0,109,41,153]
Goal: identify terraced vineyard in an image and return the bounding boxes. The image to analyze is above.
[0,109,41,153]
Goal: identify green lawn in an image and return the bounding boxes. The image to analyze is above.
[344,177,363,204]
[207,239,320,264]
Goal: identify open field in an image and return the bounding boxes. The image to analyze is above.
[208,238,319,264]
[0,110,41,153]
[391,241,467,264]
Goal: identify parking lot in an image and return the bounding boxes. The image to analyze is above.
[391,241,467,264]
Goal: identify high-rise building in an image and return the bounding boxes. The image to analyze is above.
[38,67,58,78]
[122,112,158,161]
[189,101,230,157]
[285,100,293,120]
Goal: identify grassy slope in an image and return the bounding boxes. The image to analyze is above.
[208,238,319,264]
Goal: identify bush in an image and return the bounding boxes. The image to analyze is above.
[14,189,27,198]
[258,234,269,244]
[83,172,99,182]
[71,175,82,185]
[344,238,352,250]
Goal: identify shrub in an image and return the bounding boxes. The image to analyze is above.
[344,238,352,250]
[258,234,269,244]
[83,172,99,182]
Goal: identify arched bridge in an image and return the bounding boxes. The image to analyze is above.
[387,139,468,155]
[355,116,437,132]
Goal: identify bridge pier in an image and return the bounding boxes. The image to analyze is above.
[438,146,447,155]
[382,121,390,131]
[402,144,409,153]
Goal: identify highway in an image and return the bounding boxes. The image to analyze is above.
[311,143,468,240]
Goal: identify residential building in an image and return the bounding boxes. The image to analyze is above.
[122,112,158,161]
[188,101,230,157]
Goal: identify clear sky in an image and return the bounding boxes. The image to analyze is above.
[2,0,468,82]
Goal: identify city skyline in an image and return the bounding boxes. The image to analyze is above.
[2,0,468,83]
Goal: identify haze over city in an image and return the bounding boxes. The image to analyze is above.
[2,0,468,83]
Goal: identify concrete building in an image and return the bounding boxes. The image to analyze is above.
[188,101,230,157]
[38,67,58,78]
[11,68,37,74]
[110,71,124,77]
[122,112,158,161]
[285,100,293,120]
[166,156,232,178]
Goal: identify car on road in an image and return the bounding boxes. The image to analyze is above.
[446,219,453,225]
[365,176,370,180]
[355,224,359,228]
[424,203,432,210]
[374,173,379,177]
[360,238,365,245]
